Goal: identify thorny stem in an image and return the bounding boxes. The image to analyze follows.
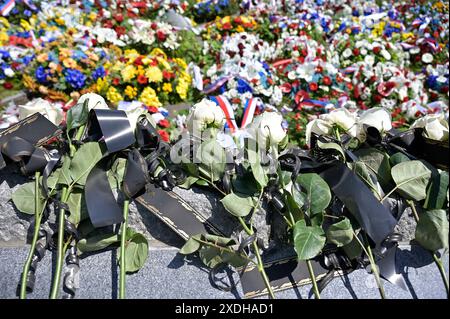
[19,171,43,299]
[352,231,386,299]
[49,186,69,299]
[407,200,449,296]
[119,199,130,299]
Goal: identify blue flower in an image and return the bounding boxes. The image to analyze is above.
[35,66,50,84]
[24,10,32,17]
[92,66,105,80]
[237,78,253,94]
[65,69,86,90]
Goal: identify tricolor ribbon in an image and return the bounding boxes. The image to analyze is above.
[0,0,15,16]
[203,75,233,95]
[210,95,258,134]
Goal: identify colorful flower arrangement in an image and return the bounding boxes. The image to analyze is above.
[22,34,110,101]
[96,48,192,107]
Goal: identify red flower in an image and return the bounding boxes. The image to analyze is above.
[156,30,167,41]
[322,76,332,86]
[295,90,309,104]
[301,48,308,57]
[137,75,148,85]
[151,23,158,30]
[373,94,383,104]
[158,119,170,128]
[112,78,120,86]
[353,48,360,56]
[3,82,13,89]
[316,66,323,73]
[115,26,126,36]
[377,82,396,97]
[114,14,124,23]
[147,105,159,113]
[222,22,232,30]
[134,56,143,66]
[231,98,241,104]
[163,70,174,80]
[309,82,319,91]
[158,130,170,142]
[280,83,292,93]
[373,46,381,54]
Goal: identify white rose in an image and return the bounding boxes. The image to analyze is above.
[321,108,358,137]
[251,112,287,146]
[422,53,433,64]
[77,93,109,111]
[118,101,147,132]
[19,98,64,126]
[186,99,225,134]
[411,114,449,141]
[410,47,420,55]
[305,118,332,146]
[359,107,392,134]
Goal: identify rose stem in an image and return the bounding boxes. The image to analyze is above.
[119,199,130,299]
[306,260,321,299]
[19,171,42,299]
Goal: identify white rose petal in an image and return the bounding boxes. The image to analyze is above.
[305,119,332,146]
[422,53,434,64]
[411,114,449,141]
[251,112,287,146]
[19,98,63,126]
[186,98,225,135]
[77,93,109,111]
[359,107,392,134]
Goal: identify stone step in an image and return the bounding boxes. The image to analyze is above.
[0,245,447,299]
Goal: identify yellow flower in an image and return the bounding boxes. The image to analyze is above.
[0,31,8,45]
[142,57,152,65]
[176,78,190,100]
[121,65,137,82]
[0,17,10,28]
[37,53,48,63]
[139,87,161,107]
[106,87,123,105]
[124,49,139,60]
[96,77,108,93]
[236,25,245,33]
[402,32,414,40]
[174,58,188,69]
[156,56,171,70]
[145,66,163,83]
[162,83,172,93]
[20,19,32,31]
[89,12,97,22]
[55,18,65,26]
[124,86,138,99]
[150,48,167,60]
[63,58,78,69]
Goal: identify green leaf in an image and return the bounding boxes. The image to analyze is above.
[317,141,346,160]
[221,192,256,217]
[178,176,199,189]
[78,232,119,253]
[58,155,72,186]
[66,190,88,225]
[46,170,60,190]
[66,99,89,133]
[232,173,259,196]
[391,161,432,201]
[247,148,268,189]
[424,170,449,210]
[326,218,354,247]
[293,220,326,260]
[415,209,449,252]
[122,229,149,273]
[70,142,104,185]
[355,148,392,188]
[12,182,45,215]
[180,235,201,254]
[296,173,331,215]
[352,161,382,199]
[343,235,363,259]
[196,139,226,182]
[390,152,410,166]
[195,179,209,186]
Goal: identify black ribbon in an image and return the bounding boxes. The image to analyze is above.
[84,109,136,228]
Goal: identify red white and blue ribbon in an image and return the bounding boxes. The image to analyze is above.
[203,76,234,95]
[210,95,258,134]
[0,0,15,16]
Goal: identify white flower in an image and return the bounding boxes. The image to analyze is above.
[410,47,420,55]
[359,107,392,134]
[251,112,287,146]
[77,93,109,111]
[19,98,64,126]
[117,101,147,132]
[305,119,332,146]
[364,55,375,66]
[4,68,14,77]
[411,114,449,142]
[186,99,225,134]
[422,53,434,64]
[320,108,358,137]
[381,49,391,60]
[342,48,352,58]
